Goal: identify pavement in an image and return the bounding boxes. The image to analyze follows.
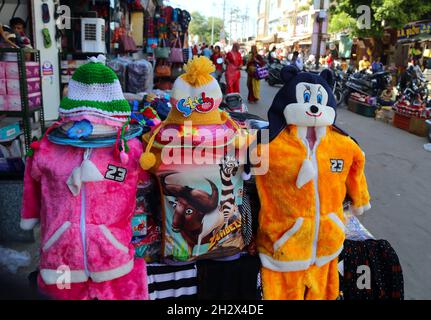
[244,71,431,300]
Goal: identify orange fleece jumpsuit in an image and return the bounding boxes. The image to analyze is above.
[256,125,371,300]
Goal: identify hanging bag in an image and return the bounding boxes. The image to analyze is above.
[154,38,171,59]
[182,32,192,64]
[255,64,269,80]
[169,35,184,64]
[155,60,172,78]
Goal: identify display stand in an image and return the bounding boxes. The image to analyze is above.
[0,48,45,180]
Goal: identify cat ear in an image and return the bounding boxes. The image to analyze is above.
[281,65,299,84]
[320,69,335,88]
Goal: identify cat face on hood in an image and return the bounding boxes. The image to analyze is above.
[267,66,337,140]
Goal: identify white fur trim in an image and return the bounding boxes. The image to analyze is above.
[338,260,344,277]
[350,203,372,216]
[67,79,125,102]
[81,159,104,182]
[259,253,312,272]
[40,268,88,285]
[328,213,346,232]
[99,225,129,253]
[40,260,135,285]
[241,171,252,181]
[296,159,316,189]
[315,245,344,267]
[42,221,72,252]
[90,259,134,283]
[20,218,39,230]
[273,218,304,252]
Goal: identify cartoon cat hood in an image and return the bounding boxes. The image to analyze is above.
[267,66,337,140]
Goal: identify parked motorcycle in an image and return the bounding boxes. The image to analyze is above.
[333,68,350,107]
[399,66,429,102]
[266,59,288,86]
[219,93,249,113]
[343,70,392,104]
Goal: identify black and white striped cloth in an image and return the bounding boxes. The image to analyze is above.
[147,263,198,300]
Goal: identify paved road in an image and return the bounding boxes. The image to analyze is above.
[242,71,431,300]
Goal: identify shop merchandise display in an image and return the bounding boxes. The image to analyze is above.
[253,66,371,300]
[140,57,250,263]
[147,263,198,300]
[339,239,404,300]
[20,56,148,300]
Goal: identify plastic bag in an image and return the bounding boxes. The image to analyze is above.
[127,59,154,94]
[0,246,31,274]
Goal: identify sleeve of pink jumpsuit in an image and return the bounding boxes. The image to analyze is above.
[20,154,42,230]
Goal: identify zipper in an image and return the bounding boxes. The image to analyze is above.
[300,135,321,265]
[80,149,91,278]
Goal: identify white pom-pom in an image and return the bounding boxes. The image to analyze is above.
[88,54,106,65]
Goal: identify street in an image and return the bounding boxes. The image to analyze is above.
[242,71,431,300]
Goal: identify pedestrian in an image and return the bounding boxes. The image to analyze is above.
[203,44,212,58]
[246,45,265,104]
[290,51,303,71]
[225,42,243,94]
[268,46,277,64]
[371,56,384,73]
[211,45,224,82]
[358,55,371,72]
[192,44,198,57]
[326,53,334,69]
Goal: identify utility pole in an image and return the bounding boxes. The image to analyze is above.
[211,2,215,45]
[315,0,325,70]
[229,7,233,46]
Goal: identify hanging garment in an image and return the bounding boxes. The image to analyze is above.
[339,239,404,300]
[147,263,198,300]
[196,254,261,300]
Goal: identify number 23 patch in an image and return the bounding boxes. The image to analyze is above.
[330,159,344,173]
[105,165,127,182]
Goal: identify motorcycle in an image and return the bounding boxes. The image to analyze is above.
[343,70,392,104]
[219,93,249,114]
[266,58,288,86]
[332,68,350,107]
[399,66,429,102]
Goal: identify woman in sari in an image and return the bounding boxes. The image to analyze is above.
[246,45,265,103]
[225,43,243,94]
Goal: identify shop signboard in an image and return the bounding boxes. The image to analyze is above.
[397,20,431,41]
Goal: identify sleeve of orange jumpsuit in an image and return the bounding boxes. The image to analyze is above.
[346,139,371,216]
[20,154,42,230]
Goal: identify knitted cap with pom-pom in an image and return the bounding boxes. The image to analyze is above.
[166,56,224,125]
[59,55,131,127]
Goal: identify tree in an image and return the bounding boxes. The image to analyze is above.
[189,11,227,44]
[328,12,356,34]
[330,0,431,38]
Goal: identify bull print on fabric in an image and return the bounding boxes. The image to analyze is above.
[158,160,244,262]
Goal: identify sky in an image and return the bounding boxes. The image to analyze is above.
[164,0,258,38]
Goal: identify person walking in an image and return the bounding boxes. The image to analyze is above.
[225,43,243,94]
[211,45,224,82]
[246,45,265,104]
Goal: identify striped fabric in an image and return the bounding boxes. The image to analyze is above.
[147,263,198,300]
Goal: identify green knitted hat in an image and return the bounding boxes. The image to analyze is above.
[59,55,131,127]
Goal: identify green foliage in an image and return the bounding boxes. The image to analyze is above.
[330,0,431,37]
[189,11,227,44]
[328,12,356,34]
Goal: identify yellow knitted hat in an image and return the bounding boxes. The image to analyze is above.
[140,56,242,171]
[165,56,225,125]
